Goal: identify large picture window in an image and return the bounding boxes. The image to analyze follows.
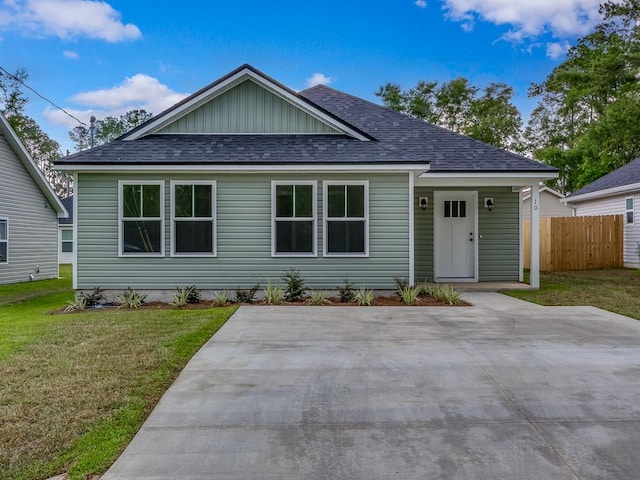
[272,182,316,256]
[119,181,164,256]
[324,181,368,256]
[626,197,634,225]
[171,182,216,256]
[0,218,7,264]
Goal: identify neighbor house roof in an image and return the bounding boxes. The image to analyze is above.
[55,65,557,175]
[59,196,73,225]
[1,113,68,218]
[565,157,640,203]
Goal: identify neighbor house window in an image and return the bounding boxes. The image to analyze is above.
[272,181,316,256]
[61,228,73,253]
[324,181,368,256]
[626,197,634,225]
[171,181,216,256]
[0,218,7,264]
[119,181,164,256]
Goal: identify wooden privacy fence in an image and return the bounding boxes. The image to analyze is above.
[523,215,623,271]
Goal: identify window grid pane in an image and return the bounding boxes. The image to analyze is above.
[0,243,6,263]
[175,220,213,253]
[142,185,161,217]
[61,242,73,253]
[123,220,161,253]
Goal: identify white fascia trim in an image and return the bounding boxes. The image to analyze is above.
[57,164,430,174]
[416,172,558,188]
[125,68,371,142]
[0,114,68,218]
[563,183,640,204]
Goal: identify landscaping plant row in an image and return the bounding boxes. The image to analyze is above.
[64,269,465,311]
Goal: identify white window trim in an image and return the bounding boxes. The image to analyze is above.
[271,180,317,257]
[625,196,634,225]
[118,180,165,257]
[0,217,8,265]
[60,226,73,254]
[170,180,217,257]
[323,180,369,257]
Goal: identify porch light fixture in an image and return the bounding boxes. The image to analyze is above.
[484,198,494,212]
[419,197,428,210]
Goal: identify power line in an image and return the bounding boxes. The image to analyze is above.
[0,65,86,126]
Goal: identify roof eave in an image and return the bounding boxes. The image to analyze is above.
[563,182,640,203]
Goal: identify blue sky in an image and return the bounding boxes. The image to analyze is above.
[0,0,609,153]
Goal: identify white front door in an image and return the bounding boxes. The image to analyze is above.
[434,191,477,281]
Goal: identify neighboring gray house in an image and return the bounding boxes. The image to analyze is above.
[55,65,557,296]
[522,186,574,220]
[564,157,640,268]
[59,195,74,265]
[0,113,68,284]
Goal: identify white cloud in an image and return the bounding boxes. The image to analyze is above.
[546,41,570,59]
[63,50,79,59]
[415,0,427,8]
[42,74,188,129]
[305,73,334,88]
[0,0,141,42]
[442,0,610,39]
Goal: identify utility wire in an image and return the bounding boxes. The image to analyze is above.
[0,65,86,126]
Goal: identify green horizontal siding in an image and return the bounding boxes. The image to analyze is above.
[76,173,410,290]
[158,80,339,134]
[414,187,519,282]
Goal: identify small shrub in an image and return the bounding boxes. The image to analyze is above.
[398,286,419,306]
[394,277,409,297]
[81,287,105,307]
[234,284,260,304]
[307,290,330,305]
[116,287,147,309]
[64,294,87,312]
[338,279,355,303]
[263,283,284,305]
[172,287,190,308]
[422,284,464,305]
[353,285,374,306]
[282,269,306,302]
[212,290,229,307]
[417,283,436,297]
[185,285,201,304]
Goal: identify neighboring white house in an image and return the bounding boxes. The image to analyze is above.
[563,157,640,268]
[522,186,574,220]
[59,195,74,265]
[0,113,68,284]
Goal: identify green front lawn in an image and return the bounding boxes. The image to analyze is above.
[0,269,237,480]
[504,269,640,321]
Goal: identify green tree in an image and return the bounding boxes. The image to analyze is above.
[0,68,72,197]
[527,0,640,191]
[376,77,522,151]
[69,109,153,151]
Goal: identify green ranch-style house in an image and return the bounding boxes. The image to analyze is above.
[55,65,557,299]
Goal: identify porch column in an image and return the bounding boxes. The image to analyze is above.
[530,184,540,289]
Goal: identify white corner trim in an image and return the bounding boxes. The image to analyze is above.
[409,173,415,286]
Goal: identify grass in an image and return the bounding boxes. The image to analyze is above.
[504,268,640,321]
[0,266,237,480]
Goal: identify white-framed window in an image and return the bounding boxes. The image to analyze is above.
[171,181,216,256]
[118,181,164,256]
[272,181,317,256]
[60,228,73,253]
[323,181,369,256]
[0,218,7,264]
[625,197,634,225]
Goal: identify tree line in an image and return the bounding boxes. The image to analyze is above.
[2,0,639,195]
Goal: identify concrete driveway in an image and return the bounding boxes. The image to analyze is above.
[103,294,640,479]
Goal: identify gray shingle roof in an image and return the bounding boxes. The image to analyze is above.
[56,66,556,174]
[59,196,73,225]
[566,157,640,199]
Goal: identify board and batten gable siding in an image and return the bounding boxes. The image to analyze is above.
[573,194,640,268]
[75,172,410,290]
[414,187,520,282]
[522,191,574,220]
[0,132,59,284]
[157,80,339,135]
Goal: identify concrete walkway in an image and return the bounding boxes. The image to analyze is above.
[103,294,640,479]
